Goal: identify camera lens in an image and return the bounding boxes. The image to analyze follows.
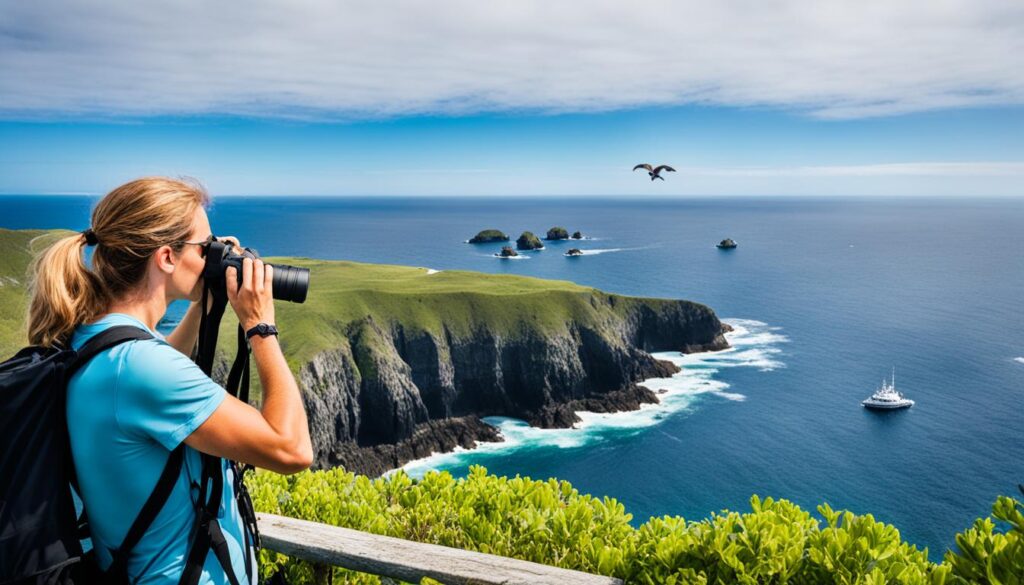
[270,263,309,304]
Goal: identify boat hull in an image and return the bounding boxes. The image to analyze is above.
[862,401,914,410]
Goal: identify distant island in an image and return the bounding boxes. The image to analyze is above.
[545,226,569,240]
[1,228,729,476]
[469,227,586,246]
[468,229,509,244]
[516,231,545,250]
[717,238,738,249]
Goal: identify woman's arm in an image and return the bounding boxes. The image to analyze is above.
[165,300,202,356]
[184,257,312,474]
[185,336,313,474]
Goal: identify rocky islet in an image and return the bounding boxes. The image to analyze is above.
[516,231,545,250]
[468,229,510,244]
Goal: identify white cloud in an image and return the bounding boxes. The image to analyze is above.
[1,0,1022,120]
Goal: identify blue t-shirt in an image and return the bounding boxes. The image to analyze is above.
[67,313,255,584]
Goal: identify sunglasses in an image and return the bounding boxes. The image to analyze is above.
[179,234,216,258]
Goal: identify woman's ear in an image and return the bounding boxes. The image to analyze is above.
[154,244,178,275]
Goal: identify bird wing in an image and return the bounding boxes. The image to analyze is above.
[633,164,653,172]
[654,165,676,173]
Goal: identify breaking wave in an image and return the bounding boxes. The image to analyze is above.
[400,318,787,478]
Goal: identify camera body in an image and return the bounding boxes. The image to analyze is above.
[203,240,309,304]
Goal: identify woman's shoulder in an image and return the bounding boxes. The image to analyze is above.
[71,313,163,350]
[72,314,191,383]
[116,337,197,383]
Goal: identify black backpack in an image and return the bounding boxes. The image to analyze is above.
[0,326,259,585]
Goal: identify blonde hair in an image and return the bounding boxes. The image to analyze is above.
[27,177,210,347]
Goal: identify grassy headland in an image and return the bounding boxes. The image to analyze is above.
[1,227,722,381]
[0,228,727,474]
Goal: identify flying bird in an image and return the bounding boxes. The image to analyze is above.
[633,164,676,181]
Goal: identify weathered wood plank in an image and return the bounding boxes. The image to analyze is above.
[256,513,623,585]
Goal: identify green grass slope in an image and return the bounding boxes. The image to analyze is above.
[264,257,673,372]
[0,229,73,354]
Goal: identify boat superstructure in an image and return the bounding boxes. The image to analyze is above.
[862,368,914,410]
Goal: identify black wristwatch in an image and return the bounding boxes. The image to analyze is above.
[245,322,279,341]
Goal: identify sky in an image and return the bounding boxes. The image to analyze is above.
[1,0,1022,196]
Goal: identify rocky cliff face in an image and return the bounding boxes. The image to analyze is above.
[297,294,728,476]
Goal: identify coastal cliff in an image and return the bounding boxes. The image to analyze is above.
[296,294,727,475]
[0,229,729,476]
[267,259,729,476]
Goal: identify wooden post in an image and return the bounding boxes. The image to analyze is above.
[311,563,333,585]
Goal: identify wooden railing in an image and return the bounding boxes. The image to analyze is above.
[257,513,624,585]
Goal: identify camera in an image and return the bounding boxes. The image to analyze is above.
[203,240,310,304]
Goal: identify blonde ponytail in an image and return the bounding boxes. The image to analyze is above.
[27,177,209,348]
[27,233,107,347]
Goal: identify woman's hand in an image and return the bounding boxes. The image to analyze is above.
[226,257,275,331]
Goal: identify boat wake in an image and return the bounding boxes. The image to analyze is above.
[400,318,787,478]
[574,247,623,255]
[1014,357,1024,365]
[568,245,658,256]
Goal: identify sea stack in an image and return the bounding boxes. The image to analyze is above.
[566,248,583,257]
[497,246,519,258]
[571,231,583,239]
[469,229,510,244]
[546,227,569,240]
[517,231,545,250]
[717,238,738,249]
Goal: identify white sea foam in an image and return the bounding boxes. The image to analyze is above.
[425,269,441,275]
[492,254,530,260]
[1014,357,1024,365]
[576,248,623,255]
[401,318,787,477]
[566,245,657,257]
[716,391,747,401]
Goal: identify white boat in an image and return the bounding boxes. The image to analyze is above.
[862,368,914,410]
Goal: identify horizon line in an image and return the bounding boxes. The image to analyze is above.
[2,193,1022,199]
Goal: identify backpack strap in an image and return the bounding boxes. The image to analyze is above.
[106,444,185,575]
[178,452,244,585]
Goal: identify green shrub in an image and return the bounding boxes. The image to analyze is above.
[245,466,1022,584]
[944,495,1024,585]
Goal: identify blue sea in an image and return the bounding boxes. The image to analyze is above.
[3,194,1023,558]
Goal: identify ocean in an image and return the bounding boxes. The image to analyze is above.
[3,194,1022,558]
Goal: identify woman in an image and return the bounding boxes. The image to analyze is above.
[27,177,313,584]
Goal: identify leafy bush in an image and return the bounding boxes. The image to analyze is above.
[245,466,1023,584]
[944,495,1024,585]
